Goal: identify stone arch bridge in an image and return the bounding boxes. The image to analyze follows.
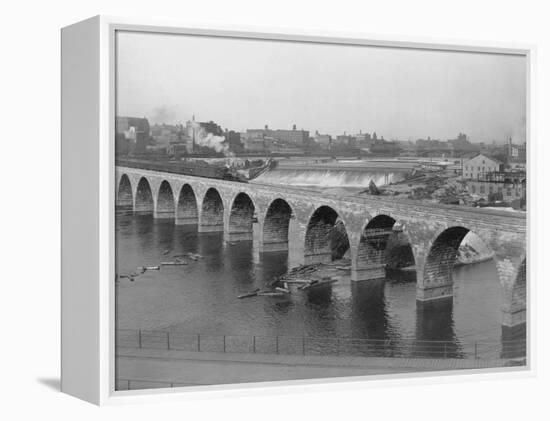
[116,166,527,330]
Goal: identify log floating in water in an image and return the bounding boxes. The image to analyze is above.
[238,288,260,299]
[300,278,338,291]
[257,291,286,297]
[284,279,312,284]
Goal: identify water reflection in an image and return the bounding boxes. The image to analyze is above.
[350,279,390,340]
[416,299,461,358]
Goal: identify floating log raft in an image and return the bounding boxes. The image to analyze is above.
[161,261,188,266]
[288,264,318,275]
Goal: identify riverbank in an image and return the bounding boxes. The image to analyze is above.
[116,346,520,390]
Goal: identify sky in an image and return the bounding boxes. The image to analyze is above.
[116,31,527,143]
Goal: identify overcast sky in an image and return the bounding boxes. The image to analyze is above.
[116,31,526,143]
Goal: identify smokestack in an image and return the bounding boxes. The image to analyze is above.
[265,124,268,130]
[292,124,296,130]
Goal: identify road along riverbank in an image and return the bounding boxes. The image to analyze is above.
[116,347,522,390]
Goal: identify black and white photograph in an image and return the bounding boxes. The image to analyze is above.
[113,30,527,390]
[8,0,550,417]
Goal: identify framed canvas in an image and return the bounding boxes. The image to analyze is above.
[61,15,533,405]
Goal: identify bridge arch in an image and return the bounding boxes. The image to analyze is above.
[419,226,469,300]
[418,226,499,302]
[156,180,175,219]
[304,205,350,265]
[228,192,255,242]
[352,214,415,282]
[135,177,154,214]
[176,184,199,226]
[199,187,224,232]
[503,257,526,328]
[116,174,133,209]
[261,198,293,253]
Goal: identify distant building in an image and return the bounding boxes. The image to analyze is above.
[415,133,480,157]
[198,120,224,136]
[369,138,402,155]
[245,124,309,146]
[466,170,526,209]
[355,131,373,147]
[334,134,354,147]
[167,141,188,156]
[186,118,225,155]
[462,154,503,180]
[416,137,452,154]
[467,180,525,205]
[267,141,306,155]
[507,138,526,163]
[242,135,267,152]
[314,131,332,148]
[447,133,479,154]
[225,130,244,154]
[273,129,309,145]
[116,116,151,153]
[150,123,185,146]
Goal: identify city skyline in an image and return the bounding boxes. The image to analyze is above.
[136,116,525,145]
[116,31,527,144]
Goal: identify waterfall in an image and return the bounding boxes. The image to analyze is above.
[254,169,405,188]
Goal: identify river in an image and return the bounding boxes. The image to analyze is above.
[115,211,508,358]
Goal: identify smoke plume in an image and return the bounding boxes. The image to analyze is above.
[187,121,234,156]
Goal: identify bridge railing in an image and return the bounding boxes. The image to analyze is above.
[116,329,526,360]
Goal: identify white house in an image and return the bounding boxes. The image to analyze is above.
[462,154,502,180]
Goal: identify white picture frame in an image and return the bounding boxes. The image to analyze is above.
[61,15,534,405]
